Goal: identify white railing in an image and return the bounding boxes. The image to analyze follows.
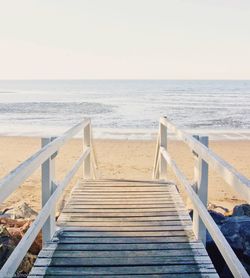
[0,119,98,278]
[153,116,250,278]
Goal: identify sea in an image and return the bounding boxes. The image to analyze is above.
[0,80,250,140]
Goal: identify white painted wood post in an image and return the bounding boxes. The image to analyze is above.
[84,123,91,179]
[41,137,56,246]
[193,135,209,246]
[159,122,167,179]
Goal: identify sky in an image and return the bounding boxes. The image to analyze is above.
[0,0,250,80]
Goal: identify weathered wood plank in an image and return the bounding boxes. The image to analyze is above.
[34,256,212,267]
[73,187,170,192]
[29,274,219,278]
[57,220,192,227]
[38,248,208,258]
[60,211,187,217]
[56,226,192,232]
[70,194,180,199]
[62,203,184,209]
[58,230,191,237]
[43,242,205,251]
[59,216,191,222]
[62,207,186,212]
[65,201,184,206]
[75,181,175,186]
[57,236,195,244]
[72,191,178,195]
[29,265,217,275]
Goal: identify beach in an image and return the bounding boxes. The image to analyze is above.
[0,136,249,213]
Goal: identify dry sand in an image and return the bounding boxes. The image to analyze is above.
[0,137,249,213]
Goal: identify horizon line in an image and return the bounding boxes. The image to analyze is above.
[0,78,250,81]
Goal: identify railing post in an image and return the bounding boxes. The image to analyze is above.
[41,137,56,246]
[84,122,91,179]
[193,135,209,246]
[159,121,167,180]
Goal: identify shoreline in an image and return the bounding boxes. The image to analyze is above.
[0,136,249,213]
[1,127,250,140]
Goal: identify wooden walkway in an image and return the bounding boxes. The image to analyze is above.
[29,179,218,277]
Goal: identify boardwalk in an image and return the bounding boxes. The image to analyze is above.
[29,180,218,277]
[1,118,249,277]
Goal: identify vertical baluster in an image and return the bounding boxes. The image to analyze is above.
[193,135,209,246]
[159,122,167,179]
[84,122,91,179]
[41,137,56,246]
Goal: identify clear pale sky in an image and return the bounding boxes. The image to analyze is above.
[0,0,250,80]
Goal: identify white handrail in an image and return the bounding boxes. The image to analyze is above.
[160,116,250,202]
[161,147,249,278]
[153,117,250,277]
[0,119,98,277]
[0,119,90,204]
[0,148,90,278]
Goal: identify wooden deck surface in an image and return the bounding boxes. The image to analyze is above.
[29,180,218,277]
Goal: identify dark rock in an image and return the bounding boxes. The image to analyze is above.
[221,216,250,252]
[0,225,15,268]
[208,210,226,225]
[205,209,250,276]
[232,204,250,217]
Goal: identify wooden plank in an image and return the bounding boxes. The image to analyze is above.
[57,237,194,244]
[38,248,208,258]
[75,185,173,188]
[62,204,185,209]
[34,256,212,267]
[60,211,187,217]
[68,196,182,200]
[44,242,205,251]
[72,190,180,195]
[74,187,170,192]
[70,194,179,198]
[57,220,192,227]
[56,226,191,232]
[58,231,191,237]
[62,207,186,212]
[66,200,184,205]
[29,273,219,278]
[76,180,175,186]
[59,215,191,222]
[29,265,217,275]
[71,193,179,197]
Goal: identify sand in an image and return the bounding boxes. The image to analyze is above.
[0,137,249,213]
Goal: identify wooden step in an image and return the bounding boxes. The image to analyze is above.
[30,180,218,277]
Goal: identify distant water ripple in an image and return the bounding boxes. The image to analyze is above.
[0,80,249,139]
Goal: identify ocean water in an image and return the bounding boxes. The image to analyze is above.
[0,80,250,139]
